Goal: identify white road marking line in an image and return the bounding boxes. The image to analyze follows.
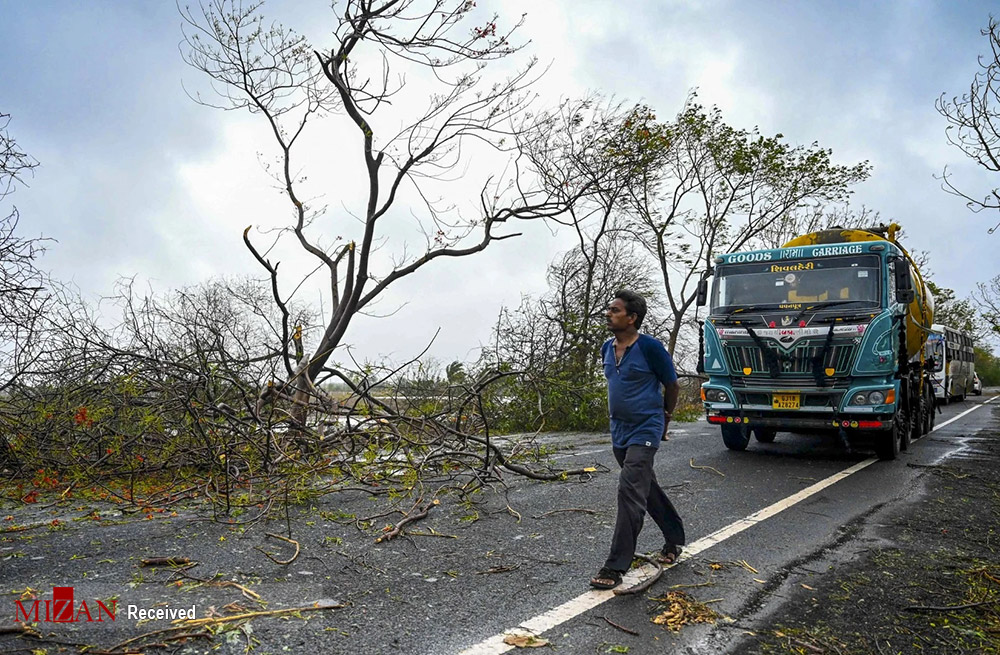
[457,397,997,655]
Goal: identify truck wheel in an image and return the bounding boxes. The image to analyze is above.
[900,406,912,452]
[875,413,903,461]
[914,397,928,439]
[925,387,936,433]
[927,387,938,434]
[753,428,777,443]
[721,424,750,451]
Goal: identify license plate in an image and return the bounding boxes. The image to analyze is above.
[772,393,800,410]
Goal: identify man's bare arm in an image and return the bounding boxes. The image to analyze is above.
[664,380,680,416]
[662,380,681,440]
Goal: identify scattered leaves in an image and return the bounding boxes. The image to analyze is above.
[649,591,719,631]
[503,633,549,648]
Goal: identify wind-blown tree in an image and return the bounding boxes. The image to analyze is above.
[522,98,669,375]
[937,16,1000,233]
[481,234,663,432]
[748,204,879,251]
[624,96,871,351]
[181,0,569,430]
[975,274,1000,337]
[1,275,304,479]
[927,280,985,338]
[0,112,49,394]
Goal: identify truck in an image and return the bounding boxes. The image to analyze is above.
[697,223,935,460]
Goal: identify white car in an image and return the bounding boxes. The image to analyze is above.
[972,372,983,396]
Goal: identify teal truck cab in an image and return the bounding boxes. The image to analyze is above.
[698,224,935,460]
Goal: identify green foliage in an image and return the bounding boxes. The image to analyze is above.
[976,274,1000,338]
[479,365,609,433]
[975,346,1000,385]
[672,403,702,423]
[928,281,981,335]
[445,361,466,384]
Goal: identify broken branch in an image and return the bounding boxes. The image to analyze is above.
[375,498,439,543]
[141,557,193,567]
[905,599,1000,612]
[689,458,725,477]
[174,602,347,627]
[261,533,300,565]
[602,614,640,635]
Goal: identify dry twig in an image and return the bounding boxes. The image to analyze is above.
[375,498,439,543]
[533,508,598,519]
[174,570,263,603]
[689,458,725,477]
[0,623,36,635]
[905,599,1000,612]
[174,601,346,628]
[260,533,300,565]
[141,557,193,567]
[602,614,640,636]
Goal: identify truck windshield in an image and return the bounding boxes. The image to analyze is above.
[712,254,881,313]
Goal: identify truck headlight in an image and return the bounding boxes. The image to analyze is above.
[705,389,729,403]
[851,392,868,405]
[867,390,885,405]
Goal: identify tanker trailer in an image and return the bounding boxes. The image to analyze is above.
[697,223,935,460]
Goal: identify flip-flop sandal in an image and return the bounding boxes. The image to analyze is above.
[656,544,683,565]
[589,567,623,589]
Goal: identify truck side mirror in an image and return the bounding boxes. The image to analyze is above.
[696,279,709,307]
[894,261,914,304]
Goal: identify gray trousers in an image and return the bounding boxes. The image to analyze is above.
[604,445,685,572]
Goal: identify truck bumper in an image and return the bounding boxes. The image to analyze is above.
[706,411,891,431]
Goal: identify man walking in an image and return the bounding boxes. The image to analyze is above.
[590,290,685,589]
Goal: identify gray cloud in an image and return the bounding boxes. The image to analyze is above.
[2,0,998,365]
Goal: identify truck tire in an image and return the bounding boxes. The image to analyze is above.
[753,428,777,443]
[876,411,904,461]
[924,387,936,434]
[914,396,928,439]
[721,424,750,451]
[900,406,912,451]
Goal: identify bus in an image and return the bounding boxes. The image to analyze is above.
[925,324,976,403]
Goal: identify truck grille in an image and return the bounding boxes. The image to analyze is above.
[723,340,857,378]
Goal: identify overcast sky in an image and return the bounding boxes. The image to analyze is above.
[2,0,998,368]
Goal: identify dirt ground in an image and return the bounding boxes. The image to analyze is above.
[741,405,1000,655]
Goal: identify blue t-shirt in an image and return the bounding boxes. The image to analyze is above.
[602,334,678,449]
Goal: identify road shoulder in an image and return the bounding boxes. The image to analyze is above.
[738,403,1000,654]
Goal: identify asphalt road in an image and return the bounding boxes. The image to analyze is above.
[441,394,999,655]
[2,393,998,655]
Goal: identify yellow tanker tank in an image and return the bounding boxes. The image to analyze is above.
[782,223,934,359]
